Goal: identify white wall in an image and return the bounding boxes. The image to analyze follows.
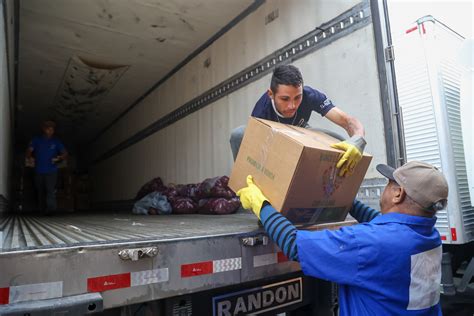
[90,1,387,202]
[91,0,359,158]
[0,1,12,203]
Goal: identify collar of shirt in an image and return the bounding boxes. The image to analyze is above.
[371,212,437,227]
[270,98,286,118]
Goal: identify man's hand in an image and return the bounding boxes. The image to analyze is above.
[236,175,269,219]
[331,135,366,177]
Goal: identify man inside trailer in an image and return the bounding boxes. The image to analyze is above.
[230,64,366,176]
[237,161,448,315]
[26,120,68,215]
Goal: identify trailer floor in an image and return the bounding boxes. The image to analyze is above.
[0,211,259,253]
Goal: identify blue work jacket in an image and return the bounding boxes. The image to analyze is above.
[297,213,442,315]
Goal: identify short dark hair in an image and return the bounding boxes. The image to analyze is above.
[270,65,303,93]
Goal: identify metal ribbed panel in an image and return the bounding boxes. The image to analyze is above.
[395,21,473,242]
[0,212,257,252]
[440,59,474,236]
[394,34,449,233]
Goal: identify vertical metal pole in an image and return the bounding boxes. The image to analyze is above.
[370,0,406,167]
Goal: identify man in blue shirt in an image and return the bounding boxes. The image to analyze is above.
[230,65,366,176]
[237,161,448,315]
[26,120,68,214]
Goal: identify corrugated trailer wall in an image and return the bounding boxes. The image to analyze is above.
[89,0,388,203]
[0,1,13,212]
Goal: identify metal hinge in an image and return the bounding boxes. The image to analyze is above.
[385,45,395,62]
[241,235,269,247]
[118,247,159,261]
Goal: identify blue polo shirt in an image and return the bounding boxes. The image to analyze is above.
[251,86,334,126]
[30,136,66,174]
[297,213,442,315]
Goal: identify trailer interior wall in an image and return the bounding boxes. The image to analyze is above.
[0,1,13,212]
[89,0,361,156]
[90,0,388,203]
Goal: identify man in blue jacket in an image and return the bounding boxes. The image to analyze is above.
[237,161,448,315]
[230,64,366,176]
[26,120,68,215]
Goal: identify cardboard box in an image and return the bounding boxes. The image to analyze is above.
[229,117,372,225]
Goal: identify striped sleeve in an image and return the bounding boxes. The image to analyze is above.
[349,199,380,223]
[260,203,299,261]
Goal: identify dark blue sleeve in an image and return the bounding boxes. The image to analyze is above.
[350,200,380,223]
[260,204,299,261]
[251,93,271,119]
[304,86,335,116]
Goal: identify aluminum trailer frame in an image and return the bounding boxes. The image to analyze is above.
[0,212,354,314]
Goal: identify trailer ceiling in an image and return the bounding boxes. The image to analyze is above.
[17,0,254,147]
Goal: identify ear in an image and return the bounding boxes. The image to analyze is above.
[392,186,406,205]
[267,89,273,99]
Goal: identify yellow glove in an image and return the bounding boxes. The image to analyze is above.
[330,135,366,177]
[236,175,269,219]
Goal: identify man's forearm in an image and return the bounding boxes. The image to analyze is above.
[346,116,365,137]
